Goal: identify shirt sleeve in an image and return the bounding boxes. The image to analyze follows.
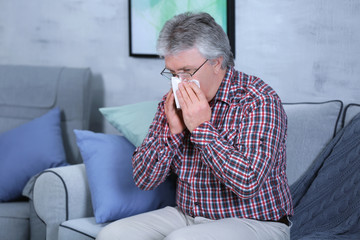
[132,100,184,190]
[190,97,287,199]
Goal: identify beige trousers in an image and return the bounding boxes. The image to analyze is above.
[96,206,290,240]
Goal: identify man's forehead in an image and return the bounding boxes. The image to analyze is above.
[164,63,195,71]
[164,48,204,69]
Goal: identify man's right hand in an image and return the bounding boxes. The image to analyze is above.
[165,90,186,134]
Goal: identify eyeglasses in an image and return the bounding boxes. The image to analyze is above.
[160,59,208,81]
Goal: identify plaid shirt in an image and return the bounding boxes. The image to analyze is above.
[133,67,293,221]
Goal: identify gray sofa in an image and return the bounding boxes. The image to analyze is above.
[0,65,92,240]
[31,99,360,239]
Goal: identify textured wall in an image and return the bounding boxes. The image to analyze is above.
[0,0,359,132]
[236,0,360,104]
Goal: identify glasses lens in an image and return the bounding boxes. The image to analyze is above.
[161,71,173,80]
[177,73,191,81]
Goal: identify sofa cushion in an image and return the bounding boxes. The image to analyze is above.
[0,201,30,240]
[99,101,158,147]
[74,130,176,224]
[283,100,343,185]
[0,201,29,218]
[59,217,104,240]
[290,111,360,239]
[342,103,360,128]
[0,108,67,202]
[0,202,30,240]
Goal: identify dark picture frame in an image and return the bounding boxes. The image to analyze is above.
[128,0,235,58]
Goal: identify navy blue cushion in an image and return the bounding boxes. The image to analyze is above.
[0,108,67,202]
[290,112,360,239]
[74,130,176,224]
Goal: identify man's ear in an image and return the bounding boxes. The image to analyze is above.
[211,57,223,74]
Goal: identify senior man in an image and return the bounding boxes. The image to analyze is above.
[97,12,293,240]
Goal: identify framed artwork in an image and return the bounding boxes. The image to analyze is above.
[128,0,235,58]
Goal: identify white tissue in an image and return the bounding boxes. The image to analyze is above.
[171,77,200,109]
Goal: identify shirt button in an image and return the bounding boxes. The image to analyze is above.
[194,202,201,206]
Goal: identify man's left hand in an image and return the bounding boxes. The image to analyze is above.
[177,81,211,132]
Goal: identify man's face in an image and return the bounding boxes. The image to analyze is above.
[164,48,220,102]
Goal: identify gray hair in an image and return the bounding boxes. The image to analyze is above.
[157,12,234,69]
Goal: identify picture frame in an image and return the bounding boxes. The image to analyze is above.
[128,0,235,58]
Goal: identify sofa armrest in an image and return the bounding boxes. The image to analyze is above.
[33,164,93,240]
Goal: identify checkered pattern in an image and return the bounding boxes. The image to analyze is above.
[133,67,293,221]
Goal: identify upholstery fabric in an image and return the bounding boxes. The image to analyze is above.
[0,201,29,218]
[342,103,360,128]
[59,217,105,240]
[0,202,29,240]
[283,101,342,185]
[99,101,158,147]
[290,113,360,239]
[74,130,176,224]
[29,199,46,240]
[33,165,93,240]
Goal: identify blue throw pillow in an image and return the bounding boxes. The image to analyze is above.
[74,130,176,224]
[0,108,67,202]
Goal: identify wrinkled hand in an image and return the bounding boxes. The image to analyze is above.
[164,89,186,134]
[177,81,211,132]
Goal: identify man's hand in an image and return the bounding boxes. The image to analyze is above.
[164,89,186,134]
[177,81,211,132]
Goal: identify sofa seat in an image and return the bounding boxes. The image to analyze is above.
[0,201,29,240]
[59,217,107,240]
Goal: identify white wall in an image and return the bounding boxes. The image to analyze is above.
[236,0,360,104]
[1,0,359,132]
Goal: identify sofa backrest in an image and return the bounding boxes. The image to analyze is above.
[342,104,360,128]
[283,100,343,186]
[0,65,92,164]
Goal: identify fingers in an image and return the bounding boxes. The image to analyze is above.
[165,89,176,110]
[189,82,206,102]
[177,82,204,109]
[177,82,191,108]
[176,82,211,132]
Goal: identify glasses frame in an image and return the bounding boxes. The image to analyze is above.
[160,59,209,80]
